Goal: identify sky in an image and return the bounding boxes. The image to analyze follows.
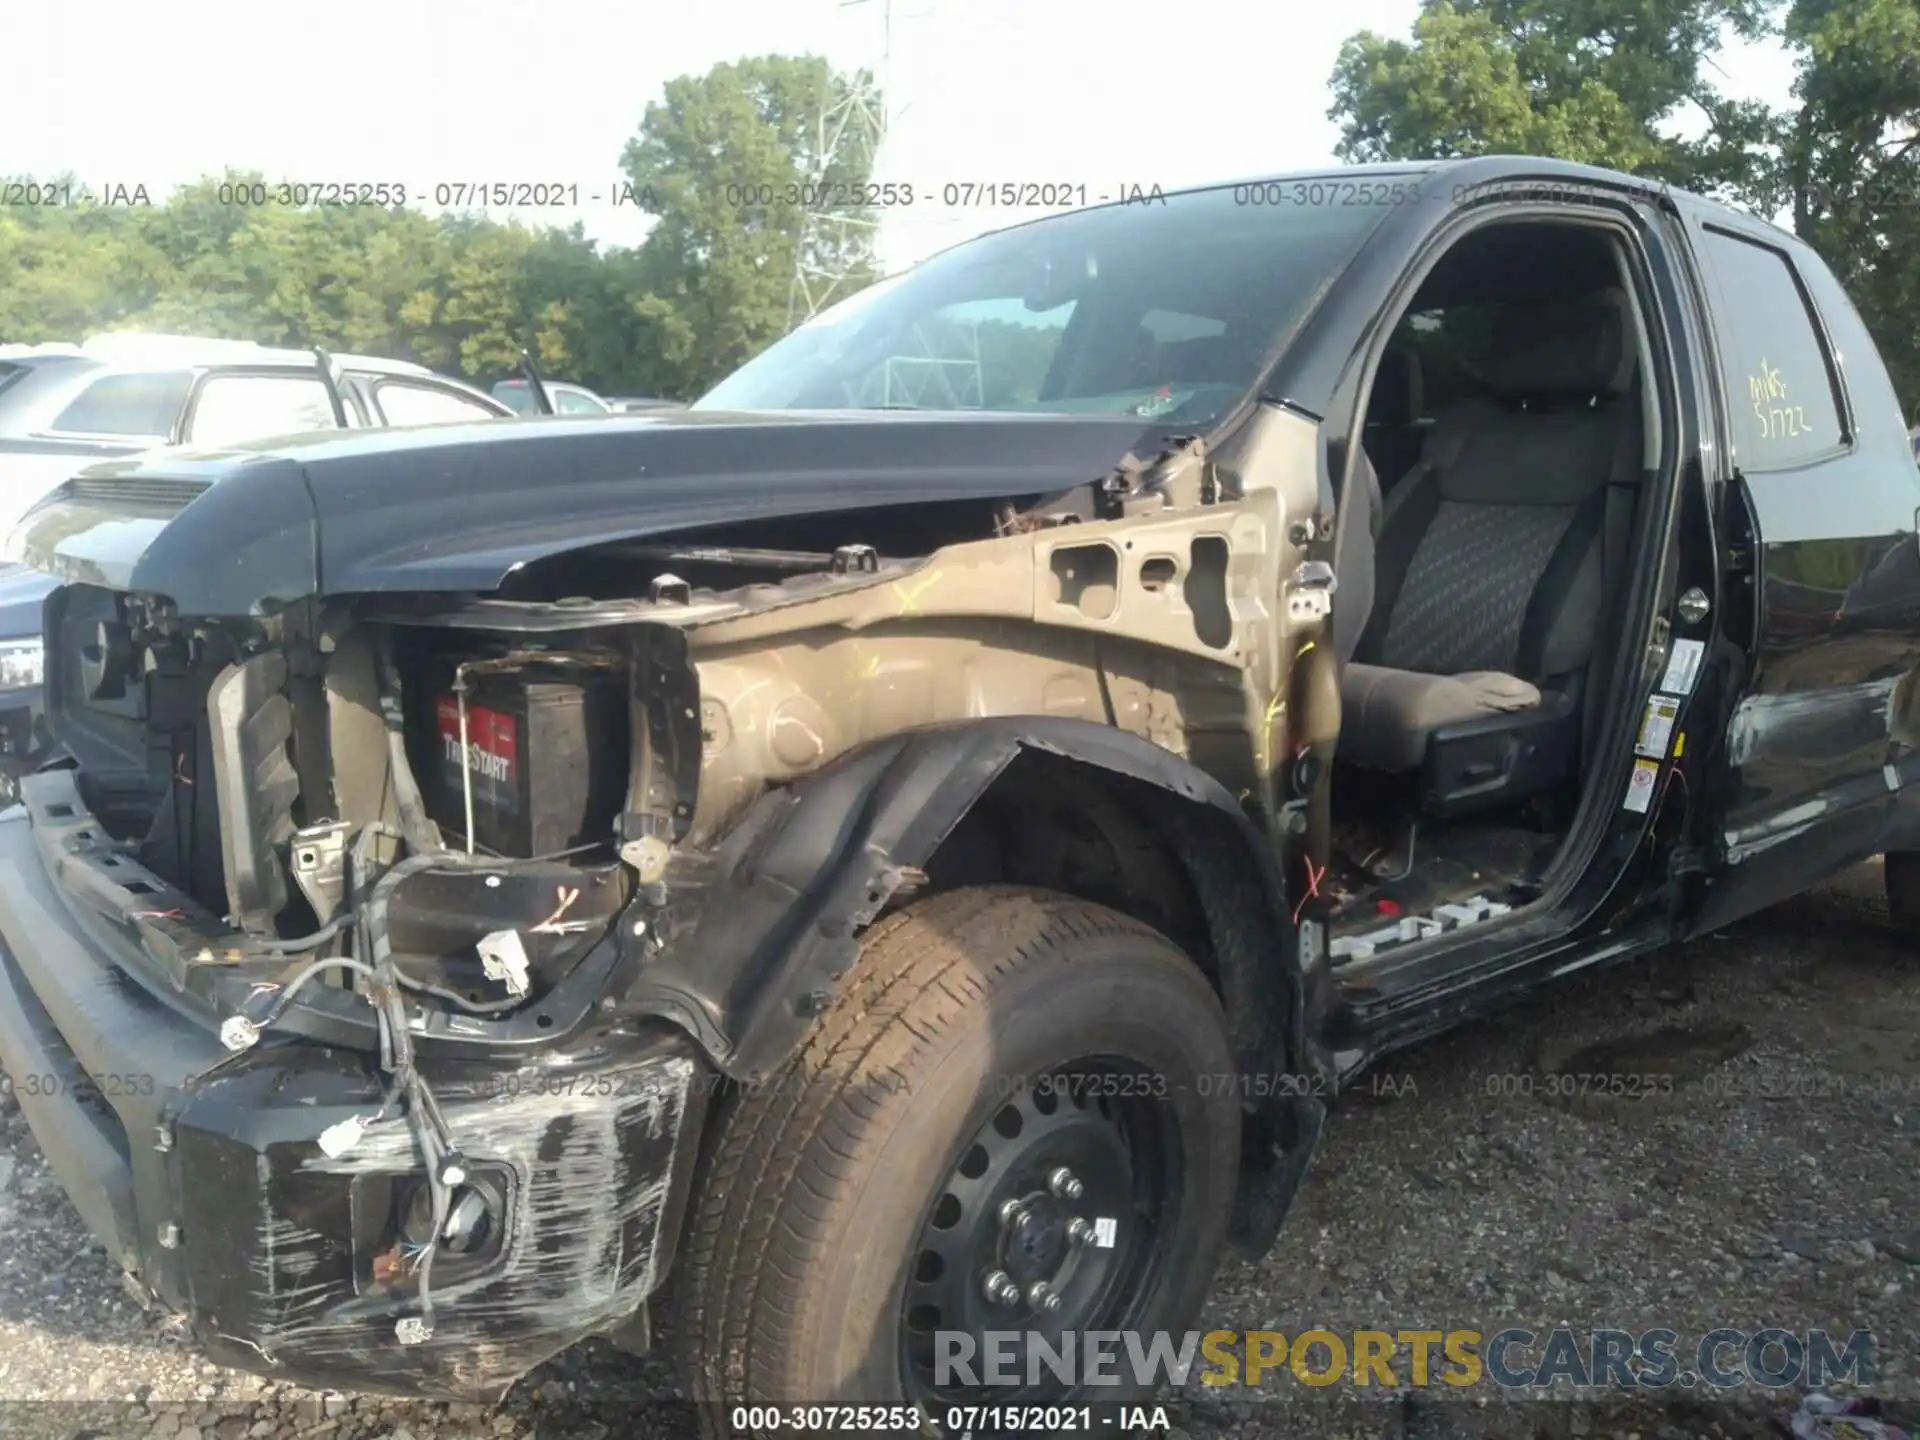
[9,0,1803,273]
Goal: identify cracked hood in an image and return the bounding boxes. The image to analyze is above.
[9,409,1155,617]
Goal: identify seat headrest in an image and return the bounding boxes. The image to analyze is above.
[1368,347,1425,428]
[1485,289,1635,400]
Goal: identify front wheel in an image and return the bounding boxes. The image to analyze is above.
[674,885,1240,1426]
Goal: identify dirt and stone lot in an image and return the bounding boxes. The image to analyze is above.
[0,862,1915,1440]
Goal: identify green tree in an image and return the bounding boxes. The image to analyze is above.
[1327,0,1780,204]
[1326,0,1920,415]
[2,57,882,403]
[620,55,883,395]
[1777,0,1920,409]
[0,173,170,341]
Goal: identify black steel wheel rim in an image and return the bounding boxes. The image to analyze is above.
[899,1058,1181,1404]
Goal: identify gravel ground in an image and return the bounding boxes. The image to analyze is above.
[1,862,1916,1440]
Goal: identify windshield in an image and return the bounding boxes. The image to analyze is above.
[696,182,1396,425]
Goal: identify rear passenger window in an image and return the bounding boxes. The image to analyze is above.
[373,380,500,426]
[1696,224,1846,470]
[186,374,341,448]
[49,371,194,437]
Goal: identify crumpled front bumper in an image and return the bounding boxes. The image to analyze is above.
[0,805,710,1399]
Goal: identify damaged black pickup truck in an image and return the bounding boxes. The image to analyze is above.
[5,155,1920,1421]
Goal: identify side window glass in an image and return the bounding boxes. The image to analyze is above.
[555,390,605,414]
[188,375,341,447]
[1696,224,1846,470]
[48,371,194,437]
[375,381,500,426]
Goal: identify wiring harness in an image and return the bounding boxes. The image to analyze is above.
[214,819,506,1346]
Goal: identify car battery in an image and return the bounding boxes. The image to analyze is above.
[412,659,629,859]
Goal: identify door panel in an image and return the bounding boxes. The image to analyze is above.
[1685,214,1920,931]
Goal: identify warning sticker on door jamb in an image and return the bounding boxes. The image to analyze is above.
[1659,638,1705,696]
[1635,695,1681,758]
[1623,758,1661,814]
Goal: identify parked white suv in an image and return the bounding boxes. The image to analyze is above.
[0,333,515,795]
[1,333,513,541]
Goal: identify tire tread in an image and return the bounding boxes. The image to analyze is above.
[675,886,1194,1416]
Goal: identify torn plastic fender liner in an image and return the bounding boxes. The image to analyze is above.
[206,650,301,934]
[622,714,1329,1258]
[622,714,1316,1090]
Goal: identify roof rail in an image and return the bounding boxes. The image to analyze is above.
[0,341,85,358]
[78,332,436,376]
[82,331,277,362]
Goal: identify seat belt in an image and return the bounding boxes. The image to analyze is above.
[1582,408,1642,780]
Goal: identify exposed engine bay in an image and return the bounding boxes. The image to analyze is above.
[46,584,650,1012]
[33,437,1319,1039]
[13,411,1333,1361]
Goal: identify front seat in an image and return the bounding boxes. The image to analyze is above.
[1362,346,1428,496]
[1326,347,1421,665]
[1338,291,1642,816]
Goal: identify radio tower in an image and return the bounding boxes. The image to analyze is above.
[785,0,898,329]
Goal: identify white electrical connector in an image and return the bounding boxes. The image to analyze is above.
[476,929,531,997]
[395,1316,433,1345]
[437,1153,468,1187]
[219,1016,260,1051]
[316,1116,369,1158]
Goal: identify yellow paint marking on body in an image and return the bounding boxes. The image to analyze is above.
[891,570,944,614]
[1256,689,1287,772]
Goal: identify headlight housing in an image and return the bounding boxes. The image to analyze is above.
[0,638,44,690]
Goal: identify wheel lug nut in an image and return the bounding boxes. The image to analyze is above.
[1066,1218,1093,1246]
[998,1199,1026,1228]
[1048,1166,1083,1200]
[1027,1282,1063,1313]
[983,1270,1019,1305]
